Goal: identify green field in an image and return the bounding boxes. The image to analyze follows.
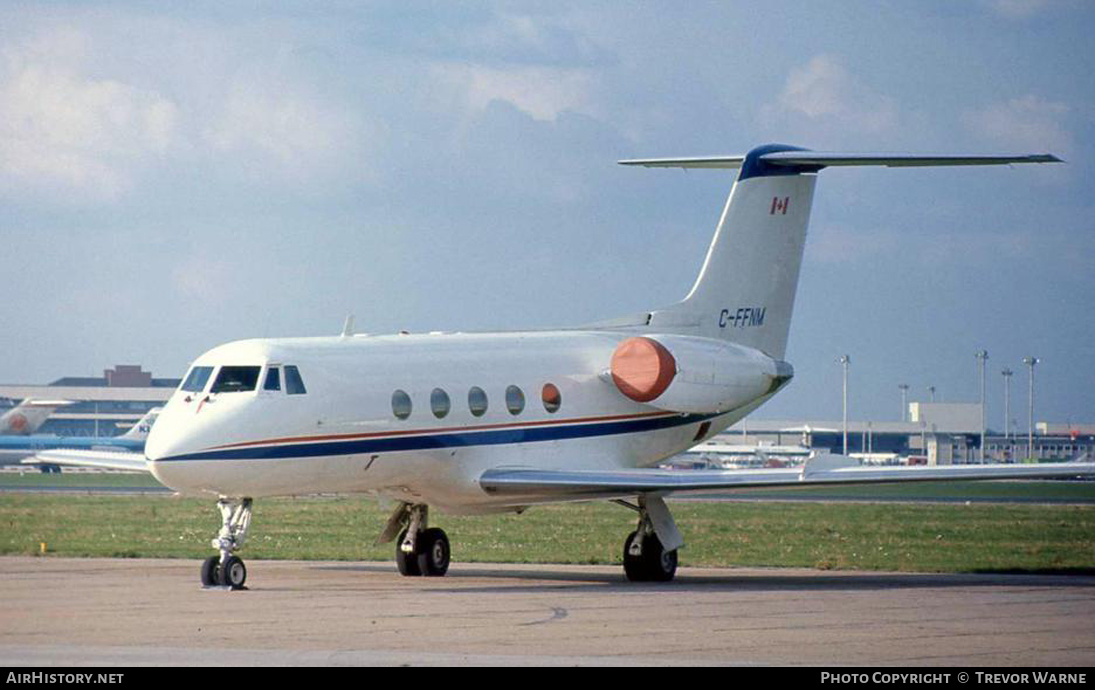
[0,471,165,490]
[3,488,1093,574]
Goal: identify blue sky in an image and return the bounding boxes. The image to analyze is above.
[1,1,1092,428]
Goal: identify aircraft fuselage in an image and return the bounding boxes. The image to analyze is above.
[147,329,780,510]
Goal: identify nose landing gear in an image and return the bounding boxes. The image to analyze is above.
[200,497,253,589]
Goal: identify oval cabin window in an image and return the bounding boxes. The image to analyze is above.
[468,386,488,417]
[431,388,451,419]
[505,385,525,415]
[391,390,412,420]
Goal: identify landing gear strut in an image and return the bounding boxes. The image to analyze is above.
[201,497,253,590]
[619,495,682,583]
[382,503,450,577]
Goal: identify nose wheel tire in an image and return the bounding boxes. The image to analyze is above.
[200,556,220,587]
[219,555,247,589]
[623,531,678,583]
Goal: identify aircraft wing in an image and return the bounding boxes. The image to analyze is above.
[23,449,151,473]
[479,457,1095,501]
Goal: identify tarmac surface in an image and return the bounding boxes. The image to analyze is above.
[2,557,1094,666]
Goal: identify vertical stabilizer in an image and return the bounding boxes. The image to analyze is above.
[0,399,73,435]
[121,407,161,440]
[646,144,818,359]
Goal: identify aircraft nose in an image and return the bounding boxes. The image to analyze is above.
[143,425,172,462]
[144,405,198,463]
[144,407,209,492]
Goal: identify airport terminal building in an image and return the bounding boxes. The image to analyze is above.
[723,402,1094,465]
[0,365,176,437]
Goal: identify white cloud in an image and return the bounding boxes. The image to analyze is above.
[775,55,898,135]
[962,95,1070,153]
[0,29,179,200]
[0,24,376,202]
[202,84,368,182]
[431,63,597,122]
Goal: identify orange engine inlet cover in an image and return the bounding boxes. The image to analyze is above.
[610,337,677,403]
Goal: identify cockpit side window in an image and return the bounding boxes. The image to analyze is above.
[180,366,214,393]
[284,365,307,395]
[263,367,281,392]
[211,366,262,393]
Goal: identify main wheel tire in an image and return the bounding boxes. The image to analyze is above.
[396,530,422,576]
[623,532,678,583]
[623,531,646,582]
[200,556,220,587]
[643,535,678,582]
[219,555,247,589]
[417,528,450,577]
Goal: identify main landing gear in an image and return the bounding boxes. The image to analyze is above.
[618,495,683,583]
[201,497,253,590]
[382,503,450,577]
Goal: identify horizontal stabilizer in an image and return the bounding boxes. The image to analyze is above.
[762,151,1062,168]
[618,151,1062,170]
[618,156,746,169]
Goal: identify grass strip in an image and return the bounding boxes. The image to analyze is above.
[3,493,1092,574]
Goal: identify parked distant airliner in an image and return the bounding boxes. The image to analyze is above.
[5,407,159,469]
[0,399,71,436]
[57,144,1095,588]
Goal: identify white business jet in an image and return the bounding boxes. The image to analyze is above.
[129,144,1090,588]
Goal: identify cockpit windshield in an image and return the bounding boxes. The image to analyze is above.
[180,366,214,393]
[210,366,262,393]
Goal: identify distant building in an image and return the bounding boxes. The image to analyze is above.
[726,408,1094,465]
[908,403,982,432]
[0,365,177,437]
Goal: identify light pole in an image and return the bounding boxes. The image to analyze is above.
[1001,368,1013,441]
[1023,357,1039,460]
[898,384,909,422]
[839,355,850,455]
[927,385,936,403]
[976,350,988,463]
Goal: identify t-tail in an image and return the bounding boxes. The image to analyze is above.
[619,145,1061,360]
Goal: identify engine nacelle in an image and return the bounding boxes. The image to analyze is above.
[610,334,792,414]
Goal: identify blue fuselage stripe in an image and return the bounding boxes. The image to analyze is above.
[157,412,717,462]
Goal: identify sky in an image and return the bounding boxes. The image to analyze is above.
[1,1,1092,429]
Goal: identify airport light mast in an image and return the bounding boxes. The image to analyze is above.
[1001,368,1013,442]
[1023,357,1039,460]
[976,350,988,463]
[927,385,936,403]
[839,355,850,455]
